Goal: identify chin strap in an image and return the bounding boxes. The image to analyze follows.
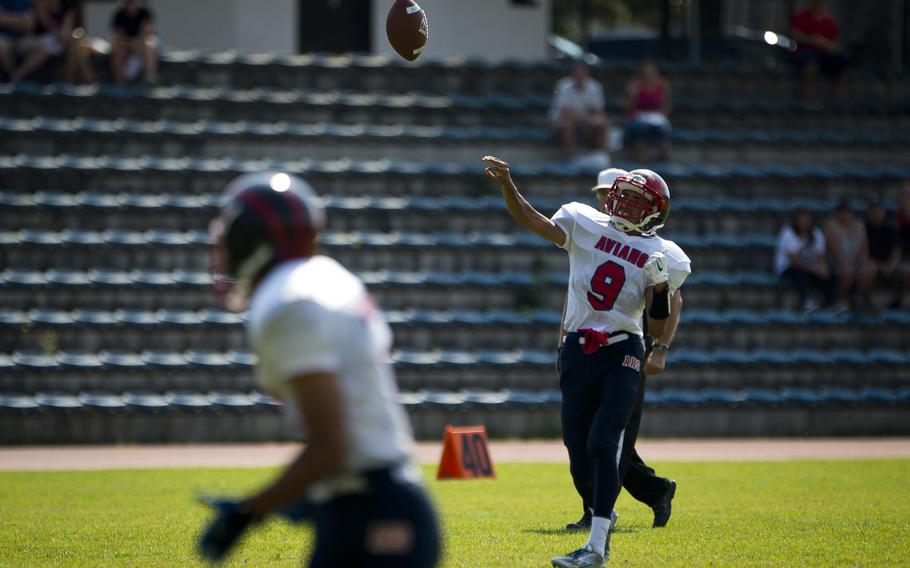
[610,213,662,236]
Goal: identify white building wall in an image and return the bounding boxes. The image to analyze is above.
[84,0,297,52]
[84,0,550,60]
[371,0,552,61]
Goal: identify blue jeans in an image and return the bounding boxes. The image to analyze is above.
[624,119,670,146]
[781,266,836,307]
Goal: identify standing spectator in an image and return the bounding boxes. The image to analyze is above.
[624,58,672,163]
[789,0,848,100]
[0,0,33,81]
[824,200,875,311]
[866,200,909,309]
[110,0,156,84]
[9,0,92,84]
[775,207,833,311]
[549,61,610,161]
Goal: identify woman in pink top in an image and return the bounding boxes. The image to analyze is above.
[624,59,672,163]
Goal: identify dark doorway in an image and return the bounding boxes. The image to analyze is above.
[299,0,372,53]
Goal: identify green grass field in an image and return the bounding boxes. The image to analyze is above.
[1,460,908,567]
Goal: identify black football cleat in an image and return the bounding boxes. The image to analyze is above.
[652,480,676,528]
[565,509,618,533]
[565,510,592,531]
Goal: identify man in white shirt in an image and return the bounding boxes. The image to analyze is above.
[550,62,610,160]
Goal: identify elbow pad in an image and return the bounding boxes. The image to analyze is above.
[649,287,671,320]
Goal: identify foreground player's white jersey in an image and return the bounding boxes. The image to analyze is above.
[552,202,691,337]
[247,256,414,476]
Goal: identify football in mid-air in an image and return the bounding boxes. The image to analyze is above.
[386,0,428,62]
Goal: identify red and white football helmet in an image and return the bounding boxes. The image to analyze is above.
[606,169,671,236]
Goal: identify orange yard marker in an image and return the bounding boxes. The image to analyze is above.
[436,425,495,479]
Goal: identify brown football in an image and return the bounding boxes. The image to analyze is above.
[386,0,428,62]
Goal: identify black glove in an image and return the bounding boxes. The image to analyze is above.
[198,498,256,563]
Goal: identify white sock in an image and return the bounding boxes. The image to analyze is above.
[585,515,611,557]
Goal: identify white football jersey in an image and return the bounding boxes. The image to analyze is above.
[552,202,691,337]
[247,256,414,480]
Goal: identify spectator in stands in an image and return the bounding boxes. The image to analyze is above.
[0,0,33,81]
[896,183,910,307]
[824,200,875,312]
[8,0,93,84]
[775,207,833,311]
[549,61,610,161]
[624,58,672,163]
[897,181,910,254]
[789,0,848,100]
[109,0,156,84]
[866,199,909,310]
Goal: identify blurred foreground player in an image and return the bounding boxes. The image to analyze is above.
[199,171,440,567]
[483,156,690,566]
[562,168,679,533]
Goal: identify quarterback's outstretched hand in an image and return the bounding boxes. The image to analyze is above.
[198,498,256,563]
[482,155,513,186]
[644,252,669,287]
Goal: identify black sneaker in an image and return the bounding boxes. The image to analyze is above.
[565,511,591,531]
[565,509,618,533]
[652,480,676,528]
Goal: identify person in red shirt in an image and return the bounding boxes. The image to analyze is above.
[789,0,848,99]
[624,59,672,163]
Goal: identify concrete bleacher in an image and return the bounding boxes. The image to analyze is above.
[2,53,909,442]
[4,115,908,164]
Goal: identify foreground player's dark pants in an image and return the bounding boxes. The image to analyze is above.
[310,467,440,567]
[559,332,643,518]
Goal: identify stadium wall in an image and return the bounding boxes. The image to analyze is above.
[84,0,298,52]
[370,0,552,61]
[84,0,550,60]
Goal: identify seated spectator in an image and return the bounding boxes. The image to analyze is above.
[789,0,848,100]
[110,0,156,84]
[824,200,875,312]
[0,0,34,81]
[624,58,671,163]
[549,61,609,161]
[9,0,93,84]
[775,207,833,311]
[897,181,910,247]
[869,193,910,310]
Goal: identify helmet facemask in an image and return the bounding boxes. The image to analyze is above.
[209,217,243,312]
[607,179,666,236]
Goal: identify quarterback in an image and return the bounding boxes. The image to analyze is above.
[483,156,690,567]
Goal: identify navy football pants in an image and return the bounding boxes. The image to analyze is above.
[559,332,644,518]
[618,369,674,507]
[310,468,440,567]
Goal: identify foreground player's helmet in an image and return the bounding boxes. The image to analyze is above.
[606,169,670,236]
[209,171,325,310]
